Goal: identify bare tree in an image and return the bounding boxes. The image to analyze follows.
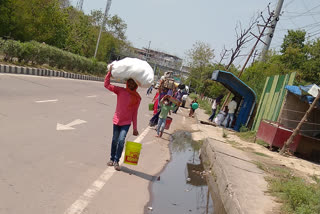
[225,18,257,70]
[218,45,230,64]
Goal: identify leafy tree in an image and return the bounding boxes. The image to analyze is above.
[0,0,14,38]
[301,39,320,84]
[107,15,127,40]
[281,30,306,53]
[64,7,95,56]
[0,0,128,64]
[186,41,214,68]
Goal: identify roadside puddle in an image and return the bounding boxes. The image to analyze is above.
[147,131,214,214]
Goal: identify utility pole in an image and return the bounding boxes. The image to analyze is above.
[94,0,112,58]
[146,40,151,61]
[76,0,84,11]
[221,10,274,109]
[260,0,284,60]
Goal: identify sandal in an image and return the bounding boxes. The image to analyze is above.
[114,162,121,171]
[107,160,114,166]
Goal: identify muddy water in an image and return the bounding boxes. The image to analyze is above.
[147,131,214,214]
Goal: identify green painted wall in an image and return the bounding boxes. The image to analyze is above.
[252,72,296,131]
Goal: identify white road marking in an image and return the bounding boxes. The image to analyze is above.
[183,116,186,124]
[35,99,58,103]
[64,126,151,214]
[56,119,87,131]
[86,95,97,98]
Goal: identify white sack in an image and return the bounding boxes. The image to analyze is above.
[108,57,154,88]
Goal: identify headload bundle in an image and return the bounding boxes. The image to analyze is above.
[108,57,154,88]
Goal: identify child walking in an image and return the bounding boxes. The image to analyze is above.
[104,65,141,171]
[156,95,175,138]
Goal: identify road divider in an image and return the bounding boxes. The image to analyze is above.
[0,64,104,82]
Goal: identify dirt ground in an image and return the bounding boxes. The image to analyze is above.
[194,108,320,183]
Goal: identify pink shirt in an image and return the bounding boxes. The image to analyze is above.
[104,72,140,130]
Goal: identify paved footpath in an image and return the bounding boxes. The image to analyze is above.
[192,108,279,214]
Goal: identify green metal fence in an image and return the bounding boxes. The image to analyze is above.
[252,72,296,131]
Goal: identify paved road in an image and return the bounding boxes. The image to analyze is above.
[0,74,169,214]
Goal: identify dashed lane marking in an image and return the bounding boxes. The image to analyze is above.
[86,95,97,98]
[35,99,58,103]
[64,126,151,214]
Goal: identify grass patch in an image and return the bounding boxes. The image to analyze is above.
[226,140,240,146]
[254,162,320,214]
[236,131,270,148]
[189,93,212,115]
[189,93,197,99]
[254,161,267,171]
[253,152,271,158]
[256,139,269,147]
[268,176,320,213]
[236,130,256,143]
[222,129,228,138]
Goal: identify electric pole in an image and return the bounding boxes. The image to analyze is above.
[94,0,112,58]
[146,40,151,61]
[221,10,274,109]
[76,0,84,11]
[260,0,284,60]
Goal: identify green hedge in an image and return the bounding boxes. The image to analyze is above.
[0,38,108,76]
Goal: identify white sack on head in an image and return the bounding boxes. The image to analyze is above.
[108,57,154,88]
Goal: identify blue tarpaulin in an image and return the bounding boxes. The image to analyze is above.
[285,84,320,105]
[211,70,257,131]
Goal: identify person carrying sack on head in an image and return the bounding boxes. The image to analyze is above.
[104,65,141,171]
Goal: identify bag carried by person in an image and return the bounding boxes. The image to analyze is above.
[149,111,161,127]
[108,57,154,88]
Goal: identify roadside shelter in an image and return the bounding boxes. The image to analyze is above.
[211,70,257,131]
[257,84,320,161]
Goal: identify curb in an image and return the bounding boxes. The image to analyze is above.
[0,64,104,82]
[201,138,242,214]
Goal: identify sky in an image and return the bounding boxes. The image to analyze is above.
[70,0,320,67]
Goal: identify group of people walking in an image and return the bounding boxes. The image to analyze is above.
[103,65,238,171]
[208,95,238,128]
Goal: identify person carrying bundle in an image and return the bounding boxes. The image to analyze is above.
[104,58,154,170]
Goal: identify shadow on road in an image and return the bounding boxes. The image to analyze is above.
[120,166,158,182]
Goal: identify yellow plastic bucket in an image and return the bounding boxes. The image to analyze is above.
[124,141,142,165]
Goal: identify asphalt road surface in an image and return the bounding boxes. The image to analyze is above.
[0,73,168,214]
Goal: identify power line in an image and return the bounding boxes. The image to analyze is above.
[283,0,295,9]
[285,3,320,16]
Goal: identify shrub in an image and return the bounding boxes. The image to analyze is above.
[0,38,108,75]
[2,40,22,62]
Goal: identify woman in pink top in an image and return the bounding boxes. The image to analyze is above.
[104,65,141,171]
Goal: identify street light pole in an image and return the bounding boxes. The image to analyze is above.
[94,0,112,58]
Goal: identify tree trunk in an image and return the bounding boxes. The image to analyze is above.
[280,89,320,155]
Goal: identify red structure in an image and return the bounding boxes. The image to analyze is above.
[256,120,301,152]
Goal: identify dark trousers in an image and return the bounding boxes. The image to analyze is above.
[208,108,217,121]
[110,124,130,162]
